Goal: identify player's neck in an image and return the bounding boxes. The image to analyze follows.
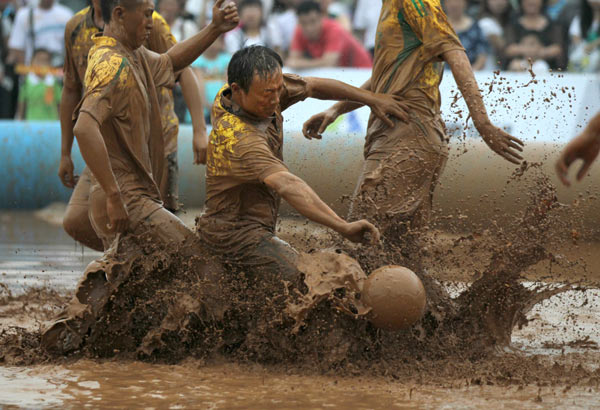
[103,25,136,52]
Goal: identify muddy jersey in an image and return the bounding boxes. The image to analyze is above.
[63,7,179,155]
[196,74,309,259]
[76,34,175,219]
[371,0,463,117]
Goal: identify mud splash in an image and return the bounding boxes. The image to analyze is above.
[1,168,599,389]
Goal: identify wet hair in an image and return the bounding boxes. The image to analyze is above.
[480,0,514,27]
[227,45,283,92]
[296,1,321,16]
[580,0,599,39]
[100,0,142,24]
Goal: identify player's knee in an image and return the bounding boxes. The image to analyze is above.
[62,208,87,242]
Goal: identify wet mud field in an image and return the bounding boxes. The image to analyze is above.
[2,185,600,408]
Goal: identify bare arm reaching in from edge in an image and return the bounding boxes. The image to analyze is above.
[556,113,600,186]
[442,49,524,164]
[167,0,239,72]
[301,77,410,139]
[179,67,208,165]
[264,171,380,244]
[58,80,83,188]
[73,113,129,233]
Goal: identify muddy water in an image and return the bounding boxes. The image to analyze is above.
[1,360,599,409]
[3,210,600,408]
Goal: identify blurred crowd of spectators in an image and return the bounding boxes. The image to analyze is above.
[1,0,599,120]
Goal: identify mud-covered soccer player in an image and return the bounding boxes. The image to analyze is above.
[41,0,239,354]
[58,0,208,251]
[303,0,525,269]
[194,45,416,281]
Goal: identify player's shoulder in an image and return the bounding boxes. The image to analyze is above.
[85,38,131,90]
[65,6,90,34]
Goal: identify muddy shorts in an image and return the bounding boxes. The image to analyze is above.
[349,113,449,234]
[159,151,179,212]
[66,166,93,208]
[42,190,201,355]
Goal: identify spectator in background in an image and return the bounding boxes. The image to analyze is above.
[320,0,351,31]
[269,0,301,54]
[189,35,231,124]
[568,0,600,72]
[286,0,371,69]
[158,0,199,42]
[479,0,514,69]
[504,0,564,72]
[353,0,381,57]
[224,0,282,54]
[15,48,60,120]
[444,0,489,70]
[0,0,17,118]
[7,0,72,66]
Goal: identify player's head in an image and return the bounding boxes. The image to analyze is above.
[228,45,284,119]
[101,0,154,49]
[296,1,323,42]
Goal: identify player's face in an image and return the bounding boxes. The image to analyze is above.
[237,69,284,119]
[121,0,154,49]
[298,11,323,42]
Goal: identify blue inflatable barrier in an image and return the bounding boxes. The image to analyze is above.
[0,121,206,209]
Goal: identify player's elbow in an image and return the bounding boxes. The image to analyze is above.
[264,171,301,197]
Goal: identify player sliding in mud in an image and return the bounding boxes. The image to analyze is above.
[41,0,240,355]
[195,44,422,282]
[58,0,208,252]
[556,113,600,186]
[303,0,525,272]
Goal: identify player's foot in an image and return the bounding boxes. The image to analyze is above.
[41,318,83,355]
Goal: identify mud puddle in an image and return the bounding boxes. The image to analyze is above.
[1,360,598,409]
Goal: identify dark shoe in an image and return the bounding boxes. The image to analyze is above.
[41,319,83,355]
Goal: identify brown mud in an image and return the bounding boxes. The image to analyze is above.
[2,166,600,391]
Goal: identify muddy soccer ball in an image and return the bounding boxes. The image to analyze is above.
[363,265,426,330]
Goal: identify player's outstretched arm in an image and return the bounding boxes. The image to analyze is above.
[58,82,82,188]
[264,171,380,245]
[301,77,408,140]
[73,113,129,233]
[556,113,600,186]
[179,67,208,165]
[167,0,239,72]
[443,49,524,165]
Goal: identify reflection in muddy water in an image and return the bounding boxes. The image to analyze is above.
[1,361,599,409]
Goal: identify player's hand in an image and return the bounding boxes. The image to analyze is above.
[368,93,410,127]
[211,0,239,33]
[339,220,381,245]
[193,128,208,165]
[478,122,524,165]
[58,155,77,188]
[555,132,600,186]
[302,108,340,140]
[106,192,129,234]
